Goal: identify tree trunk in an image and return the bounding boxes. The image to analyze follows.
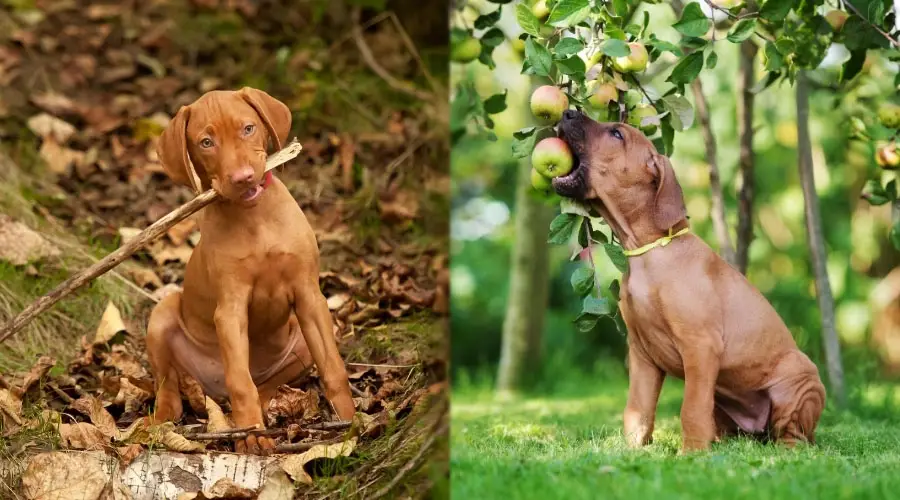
[691,78,735,266]
[496,156,554,396]
[795,71,847,408]
[735,40,757,275]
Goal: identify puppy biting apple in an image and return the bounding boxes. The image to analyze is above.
[532,137,574,178]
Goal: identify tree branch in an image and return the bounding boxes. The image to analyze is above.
[796,71,846,408]
[691,78,736,266]
[736,40,757,275]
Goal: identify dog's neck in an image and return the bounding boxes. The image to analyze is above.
[590,200,687,251]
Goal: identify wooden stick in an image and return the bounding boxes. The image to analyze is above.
[306,420,353,431]
[0,141,303,345]
[275,436,346,454]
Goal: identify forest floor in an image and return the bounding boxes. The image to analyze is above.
[0,0,448,497]
[452,373,900,500]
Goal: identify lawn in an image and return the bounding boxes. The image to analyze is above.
[451,371,900,500]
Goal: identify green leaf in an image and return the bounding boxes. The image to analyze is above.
[548,213,583,244]
[604,26,628,40]
[673,2,711,38]
[547,0,591,27]
[680,36,708,50]
[706,50,718,70]
[574,312,600,332]
[612,0,628,16]
[661,95,694,131]
[512,131,538,158]
[603,243,628,273]
[727,18,757,43]
[763,42,784,71]
[474,8,502,30]
[892,221,900,251]
[843,16,890,51]
[560,197,591,216]
[554,37,584,58]
[556,55,586,77]
[862,179,891,206]
[513,126,536,140]
[648,36,683,59]
[480,27,505,47]
[759,0,792,22]
[525,37,554,77]
[666,52,704,85]
[600,39,631,57]
[582,295,611,316]
[483,91,507,114]
[515,3,542,37]
[570,267,595,296]
[660,118,675,156]
[609,279,621,301]
[841,50,867,82]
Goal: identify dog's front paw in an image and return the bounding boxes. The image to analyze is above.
[236,434,276,455]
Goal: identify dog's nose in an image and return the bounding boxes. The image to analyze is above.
[562,109,580,121]
[230,167,254,186]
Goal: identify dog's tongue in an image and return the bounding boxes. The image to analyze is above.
[242,185,262,200]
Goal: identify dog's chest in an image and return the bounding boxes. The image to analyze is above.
[621,273,684,374]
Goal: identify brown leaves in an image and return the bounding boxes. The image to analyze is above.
[265,386,320,425]
[21,452,111,500]
[94,301,127,345]
[0,214,61,266]
[58,422,109,450]
[280,438,357,484]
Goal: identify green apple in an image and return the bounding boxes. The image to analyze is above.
[876,143,900,169]
[588,80,618,108]
[530,85,569,125]
[451,34,481,63]
[612,42,649,73]
[511,38,526,57]
[532,137,574,178]
[878,103,900,129]
[628,104,659,136]
[586,52,603,68]
[825,10,849,31]
[532,0,550,20]
[531,167,553,193]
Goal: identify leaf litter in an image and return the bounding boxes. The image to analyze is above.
[0,0,448,496]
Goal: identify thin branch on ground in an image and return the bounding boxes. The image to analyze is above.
[275,436,347,453]
[351,8,434,102]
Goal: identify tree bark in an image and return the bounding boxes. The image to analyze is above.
[691,78,735,266]
[735,40,757,275]
[496,155,554,396]
[795,72,847,408]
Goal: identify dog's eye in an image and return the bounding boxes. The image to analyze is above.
[610,128,624,141]
[243,124,255,135]
[200,138,214,148]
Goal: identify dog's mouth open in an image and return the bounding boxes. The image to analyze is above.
[552,125,587,200]
[240,171,273,203]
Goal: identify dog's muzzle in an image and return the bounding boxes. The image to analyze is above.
[552,110,588,199]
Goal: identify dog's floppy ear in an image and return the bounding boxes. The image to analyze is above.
[157,105,204,193]
[649,153,686,231]
[239,87,291,151]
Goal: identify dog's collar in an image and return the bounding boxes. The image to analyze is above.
[261,171,274,189]
[623,226,690,257]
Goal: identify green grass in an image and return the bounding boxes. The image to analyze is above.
[451,370,900,500]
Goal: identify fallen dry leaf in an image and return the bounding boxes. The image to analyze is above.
[28,113,76,143]
[177,477,256,500]
[378,190,420,221]
[266,385,320,424]
[280,438,357,484]
[326,292,351,311]
[166,218,197,246]
[101,347,149,380]
[0,215,61,266]
[126,265,163,289]
[204,396,231,433]
[21,451,110,500]
[94,301,127,345]
[71,395,120,439]
[58,422,109,450]
[0,388,23,426]
[150,242,193,266]
[115,443,145,467]
[38,137,85,174]
[179,374,207,414]
[21,356,56,393]
[114,378,151,414]
[256,469,294,500]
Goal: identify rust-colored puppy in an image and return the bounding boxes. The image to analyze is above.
[147,88,355,454]
[553,110,825,453]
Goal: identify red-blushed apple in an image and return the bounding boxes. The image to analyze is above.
[532,137,574,178]
[588,80,618,108]
[612,42,649,73]
[628,103,659,136]
[876,143,900,170]
[825,10,849,31]
[530,85,568,125]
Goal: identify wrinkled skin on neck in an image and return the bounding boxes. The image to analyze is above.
[552,112,687,250]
